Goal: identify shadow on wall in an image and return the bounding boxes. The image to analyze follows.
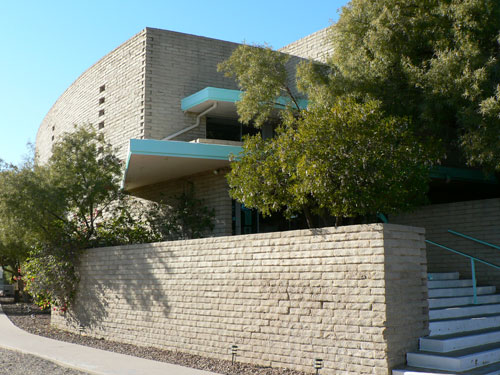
[383,226,429,370]
[63,243,174,331]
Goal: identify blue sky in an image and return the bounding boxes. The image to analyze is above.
[0,0,348,165]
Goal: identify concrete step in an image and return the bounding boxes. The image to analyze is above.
[430,303,500,320]
[429,294,500,309]
[428,279,473,289]
[429,313,500,335]
[407,343,500,372]
[428,273,460,281]
[393,360,500,374]
[428,286,496,298]
[420,328,500,353]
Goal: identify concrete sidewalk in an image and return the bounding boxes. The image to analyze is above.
[0,304,220,375]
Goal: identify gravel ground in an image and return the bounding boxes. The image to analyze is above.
[0,347,91,375]
[0,298,308,375]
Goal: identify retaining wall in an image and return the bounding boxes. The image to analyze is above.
[52,223,428,374]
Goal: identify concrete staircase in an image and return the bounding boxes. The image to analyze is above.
[393,272,500,375]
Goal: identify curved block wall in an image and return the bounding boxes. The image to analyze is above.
[36,30,147,163]
[36,28,242,163]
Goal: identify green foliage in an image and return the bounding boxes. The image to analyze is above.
[94,198,160,247]
[218,44,303,127]
[147,183,215,240]
[320,0,500,170]
[221,0,500,226]
[0,127,216,307]
[228,97,433,225]
[23,246,78,311]
[0,126,126,308]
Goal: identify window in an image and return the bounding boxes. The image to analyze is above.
[206,117,259,142]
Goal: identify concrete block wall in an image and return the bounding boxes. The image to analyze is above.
[52,223,427,374]
[130,169,233,237]
[144,28,240,142]
[36,30,147,162]
[279,26,333,63]
[392,198,500,289]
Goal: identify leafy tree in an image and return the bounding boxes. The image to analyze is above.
[219,43,436,227]
[0,127,216,307]
[0,127,147,308]
[310,0,500,170]
[220,0,500,226]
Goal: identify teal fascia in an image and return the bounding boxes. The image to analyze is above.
[181,87,242,111]
[430,166,498,184]
[128,138,243,160]
[181,87,308,111]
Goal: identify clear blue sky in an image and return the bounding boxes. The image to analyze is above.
[0,0,348,165]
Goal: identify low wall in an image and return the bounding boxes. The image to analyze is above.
[52,223,428,374]
[393,198,500,289]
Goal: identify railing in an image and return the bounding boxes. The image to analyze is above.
[376,214,500,305]
[425,239,500,304]
[448,230,500,251]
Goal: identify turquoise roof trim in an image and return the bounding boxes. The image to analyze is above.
[129,138,243,160]
[430,166,498,184]
[181,86,308,111]
[181,87,242,111]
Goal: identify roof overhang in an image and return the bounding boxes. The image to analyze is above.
[181,87,308,117]
[181,87,242,117]
[122,139,242,191]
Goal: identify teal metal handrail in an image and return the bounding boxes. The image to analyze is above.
[426,239,500,304]
[448,230,500,251]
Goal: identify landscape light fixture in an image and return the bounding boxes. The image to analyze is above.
[231,345,238,365]
[314,358,323,375]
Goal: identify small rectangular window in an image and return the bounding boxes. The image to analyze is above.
[98,121,105,129]
[98,109,105,117]
[99,85,105,93]
[99,97,105,105]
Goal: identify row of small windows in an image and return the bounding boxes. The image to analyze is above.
[98,84,105,130]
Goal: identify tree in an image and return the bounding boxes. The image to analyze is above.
[0,127,154,308]
[0,127,215,307]
[219,43,436,227]
[312,0,500,170]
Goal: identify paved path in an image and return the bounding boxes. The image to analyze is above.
[0,304,220,375]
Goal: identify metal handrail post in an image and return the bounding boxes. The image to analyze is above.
[471,258,477,304]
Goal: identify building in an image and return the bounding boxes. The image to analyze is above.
[36,26,499,237]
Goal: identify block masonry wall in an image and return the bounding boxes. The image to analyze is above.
[144,28,240,142]
[52,223,428,374]
[130,169,233,237]
[392,198,500,289]
[279,26,333,63]
[36,30,147,162]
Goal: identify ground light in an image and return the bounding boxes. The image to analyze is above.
[231,345,238,365]
[314,358,323,375]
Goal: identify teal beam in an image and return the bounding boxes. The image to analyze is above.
[430,166,498,184]
[181,86,308,112]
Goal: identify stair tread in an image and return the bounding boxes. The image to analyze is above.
[394,360,500,374]
[430,312,500,324]
[426,326,500,340]
[430,303,500,312]
[412,342,500,358]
